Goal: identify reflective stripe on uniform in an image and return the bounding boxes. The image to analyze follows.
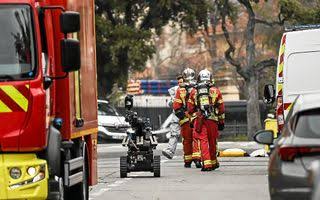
[211,159,217,165]
[204,160,212,166]
[208,114,219,121]
[210,90,218,102]
[174,99,183,103]
[184,155,192,161]
[218,113,225,120]
[179,117,189,125]
[179,88,187,105]
[192,152,201,158]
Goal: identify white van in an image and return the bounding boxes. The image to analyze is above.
[264,25,320,134]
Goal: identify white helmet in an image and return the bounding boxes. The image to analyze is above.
[198,69,212,83]
[182,68,195,83]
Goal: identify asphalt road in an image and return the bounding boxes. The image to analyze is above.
[89,143,269,200]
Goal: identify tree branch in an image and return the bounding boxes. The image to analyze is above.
[140,1,158,30]
[255,16,285,27]
[104,2,117,26]
[238,0,255,69]
[125,1,134,27]
[219,0,249,80]
[254,58,277,72]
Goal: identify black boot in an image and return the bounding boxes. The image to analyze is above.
[213,162,220,170]
[201,167,212,171]
[194,160,202,168]
[184,162,192,168]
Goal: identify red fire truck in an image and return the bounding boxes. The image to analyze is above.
[0,0,97,199]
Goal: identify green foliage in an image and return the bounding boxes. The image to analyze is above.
[279,0,320,24]
[95,0,210,97]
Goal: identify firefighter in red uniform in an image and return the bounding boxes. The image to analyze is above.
[188,69,225,171]
[173,68,202,168]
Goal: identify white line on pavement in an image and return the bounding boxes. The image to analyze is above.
[91,188,111,197]
[91,178,133,197]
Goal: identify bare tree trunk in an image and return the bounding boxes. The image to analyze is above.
[246,75,261,139]
[240,0,262,139]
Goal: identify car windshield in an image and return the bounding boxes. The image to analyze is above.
[98,103,119,116]
[295,109,320,138]
[0,5,36,81]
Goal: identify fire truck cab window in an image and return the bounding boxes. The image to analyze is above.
[0,5,36,80]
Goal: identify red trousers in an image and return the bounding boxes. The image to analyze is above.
[193,119,219,169]
[181,122,201,163]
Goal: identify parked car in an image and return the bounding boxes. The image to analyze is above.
[98,100,130,142]
[254,93,320,200]
[308,160,320,200]
[152,113,175,143]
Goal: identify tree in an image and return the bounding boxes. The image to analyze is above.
[279,0,320,24]
[95,0,209,98]
[215,0,284,138]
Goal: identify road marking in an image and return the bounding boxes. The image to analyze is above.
[161,159,168,163]
[91,178,132,197]
[91,155,179,198]
[91,188,111,197]
[109,184,119,187]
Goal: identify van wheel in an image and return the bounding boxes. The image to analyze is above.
[153,155,161,177]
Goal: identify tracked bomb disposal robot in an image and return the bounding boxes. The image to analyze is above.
[120,95,160,178]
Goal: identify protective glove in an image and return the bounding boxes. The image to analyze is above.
[218,123,225,131]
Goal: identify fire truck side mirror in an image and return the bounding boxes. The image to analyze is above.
[60,11,80,34]
[61,39,81,72]
[264,84,275,104]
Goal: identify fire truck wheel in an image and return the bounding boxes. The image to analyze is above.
[120,156,128,178]
[58,177,64,200]
[65,143,89,200]
[47,177,64,200]
[46,126,62,177]
[153,155,161,177]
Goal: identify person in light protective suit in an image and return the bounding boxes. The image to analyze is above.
[161,78,182,159]
[173,68,202,168]
[188,69,225,171]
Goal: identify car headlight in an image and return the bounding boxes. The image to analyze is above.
[10,167,22,179]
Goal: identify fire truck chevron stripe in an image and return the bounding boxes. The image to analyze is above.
[0,99,12,112]
[284,103,293,110]
[0,85,29,112]
[16,85,30,99]
[0,89,23,112]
